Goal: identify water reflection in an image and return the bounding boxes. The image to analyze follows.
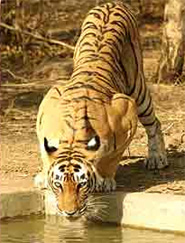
[44,215,122,243]
[44,216,87,243]
[1,215,185,243]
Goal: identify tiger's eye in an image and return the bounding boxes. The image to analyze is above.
[78,181,87,188]
[54,181,61,188]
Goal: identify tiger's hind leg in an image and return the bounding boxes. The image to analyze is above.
[137,89,168,170]
[144,118,168,169]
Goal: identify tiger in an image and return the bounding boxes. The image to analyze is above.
[35,2,168,218]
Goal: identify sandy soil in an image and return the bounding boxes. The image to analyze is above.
[1,52,185,195]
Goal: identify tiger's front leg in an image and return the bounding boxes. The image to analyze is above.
[144,118,168,170]
[34,171,48,189]
[34,150,51,189]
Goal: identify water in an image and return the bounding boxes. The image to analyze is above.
[1,215,185,243]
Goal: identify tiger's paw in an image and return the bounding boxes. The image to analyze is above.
[145,152,168,170]
[103,178,116,192]
[33,172,48,189]
[145,118,169,170]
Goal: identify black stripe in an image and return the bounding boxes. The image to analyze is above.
[63,85,82,93]
[92,172,96,188]
[75,57,98,66]
[104,41,120,63]
[71,70,94,80]
[71,157,84,163]
[137,83,146,106]
[97,43,106,51]
[78,32,97,46]
[66,81,84,87]
[115,7,136,30]
[129,81,136,96]
[118,60,129,88]
[54,87,62,96]
[93,8,107,23]
[71,96,93,102]
[55,156,68,161]
[95,75,114,89]
[39,113,43,126]
[113,9,139,93]
[83,21,98,30]
[99,58,122,83]
[72,64,94,74]
[89,12,101,20]
[62,114,72,119]
[72,83,112,98]
[90,78,115,95]
[140,106,153,118]
[59,139,68,144]
[75,116,97,121]
[98,57,125,89]
[99,56,119,73]
[64,119,76,131]
[96,66,119,90]
[134,80,143,103]
[113,12,129,25]
[79,49,95,55]
[108,38,122,60]
[113,32,125,46]
[110,20,128,35]
[138,97,152,117]
[93,70,113,83]
[142,118,156,127]
[100,51,117,63]
[79,41,94,47]
[75,139,89,144]
[92,97,107,103]
[129,36,139,90]
[103,27,124,37]
[73,155,86,160]
[83,83,113,97]
[113,132,117,150]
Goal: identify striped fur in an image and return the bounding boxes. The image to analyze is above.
[36,2,168,218]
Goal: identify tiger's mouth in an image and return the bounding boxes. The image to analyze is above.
[57,205,87,219]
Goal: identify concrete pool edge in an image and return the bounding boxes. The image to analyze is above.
[107,192,185,233]
[0,190,45,219]
[0,189,185,233]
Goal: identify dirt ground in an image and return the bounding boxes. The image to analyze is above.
[1,50,185,195]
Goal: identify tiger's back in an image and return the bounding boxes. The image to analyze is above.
[36,2,168,218]
[66,2,155,126]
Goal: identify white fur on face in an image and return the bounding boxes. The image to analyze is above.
[52,162,88,184]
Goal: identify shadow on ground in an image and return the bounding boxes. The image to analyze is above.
[115,149,185,194]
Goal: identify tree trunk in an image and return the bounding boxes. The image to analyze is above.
[156,0,185,83]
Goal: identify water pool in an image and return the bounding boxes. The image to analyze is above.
[1,215,184,243]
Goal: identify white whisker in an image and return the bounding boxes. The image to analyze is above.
[88,202,109,206]
[88,194,110,201]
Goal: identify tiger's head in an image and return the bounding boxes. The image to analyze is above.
[48,159,101,218]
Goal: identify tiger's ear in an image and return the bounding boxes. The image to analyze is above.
[44,137,58,154]
[107,93,138,146]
